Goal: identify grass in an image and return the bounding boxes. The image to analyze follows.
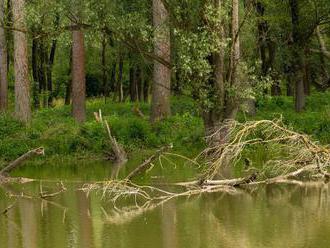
[0,96,204,168]
[1,90,330,170]
[241,90,330,144]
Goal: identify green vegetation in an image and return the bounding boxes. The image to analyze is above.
[2,91,330,170]
[246,91,330,144]
[0,97,204,167]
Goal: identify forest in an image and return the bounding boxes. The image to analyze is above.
[0,0,330,247]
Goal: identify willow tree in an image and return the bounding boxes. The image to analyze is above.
[150,0,171,122]
[201,0,241,143]
[0,0,7,111]
[71,2,86,123]
[12,0,31,123]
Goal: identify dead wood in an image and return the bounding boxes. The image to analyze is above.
[95,110,127,164]
[0,147,44,176]
[126,145,172,180]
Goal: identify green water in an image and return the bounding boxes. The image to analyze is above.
[1,161,330,248]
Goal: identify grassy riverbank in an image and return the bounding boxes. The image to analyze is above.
[1,91,330,169]
[0,97,204,168]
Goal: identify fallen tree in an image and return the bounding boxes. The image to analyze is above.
[0,147,44,176]
[83,119,330,222]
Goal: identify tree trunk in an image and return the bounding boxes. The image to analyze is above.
[72,29,86,123]
[110,62,116,94]
[214,0,225,112]
[289,0,305,112]
[150,0,171,122]
[47,39,57,106]
[101,37,108,102]
[143,79,149,102]
[12,0,31,123]
[136,66,143,102]
[316,26,329,88]
[129,66,137,102]
[31,38,40,108]
[303,47,311,95]
[0,0,8,111]
[225,0,240,119]
[6,0,12,74]
[117,55,124,102]
[39,39,47,108]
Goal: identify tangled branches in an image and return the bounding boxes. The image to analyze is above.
[201,119,330,182]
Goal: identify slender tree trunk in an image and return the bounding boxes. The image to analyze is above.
[316,26,329,87]
[303,47,311,95]
[6,0,12,74]
[214,0,225,111]
[286,75,294,96]
[39,39,48,107]
[72,29,86,123]
[117,55,124,102]
[225,0,240,119]
[32,38,40,107]
[0,0,8,111]
[101,37,108,102]
[151,0,171,122]
[47,39,57,106]
[129,66,137,102]
[289,0,305,112]
[110,62,116,94]
[143,79,149,102]
[12,0,31,123]
[65,49,72,105]
[136,66,143,102]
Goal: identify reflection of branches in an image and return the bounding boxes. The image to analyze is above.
[82,180,238,224]
[1,200,17,215]
[1,183,68,222]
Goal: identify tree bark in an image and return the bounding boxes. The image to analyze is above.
[101,37,108,102]
[289,0,305,112]
[143,79,149,102]
[150,0,171,122]
[65,48,72,105]
[72,29,86,123]
[12,0,31,123]
[224,0,240,120]
[31,38,40,107]
[315,26,329,88]
[136,66,143,102]
[0,0,8,111]
[117,55,124,102]
[47,39,57,106]
[129,66,137,102]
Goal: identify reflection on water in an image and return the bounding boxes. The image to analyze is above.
[1,182,330,248]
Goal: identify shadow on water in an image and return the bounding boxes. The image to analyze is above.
[1,181,330,248]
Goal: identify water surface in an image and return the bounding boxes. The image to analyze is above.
[1,161,330,248]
